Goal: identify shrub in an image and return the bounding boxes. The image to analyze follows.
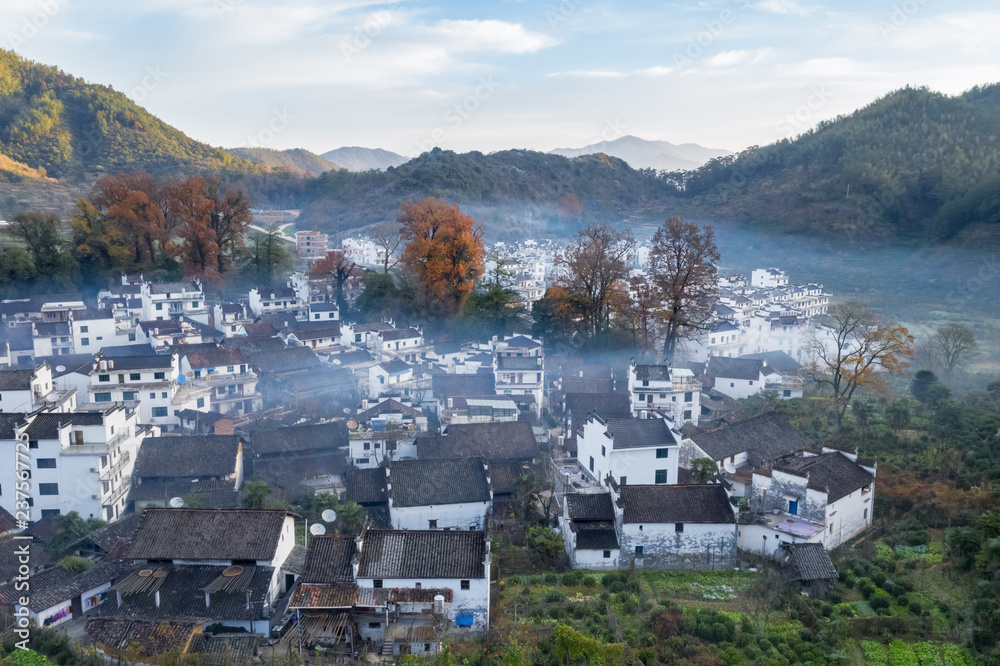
[581,575,598,587]
[913,643,943,666]
[543,589,566,603]
[888,639,919,666]
[562,570,583,586]
[862,640,889,666]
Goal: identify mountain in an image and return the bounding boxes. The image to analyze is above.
[299,147,674,239]
[0,49,259,180]
[550,135,731,171]
[320,146,410,171]
[669,84,1000,241]
[227,147,338,175]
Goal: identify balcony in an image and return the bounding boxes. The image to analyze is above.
[107,477,131,505]
[100,450,131,482]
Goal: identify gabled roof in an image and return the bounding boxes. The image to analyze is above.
[388,459,490,508]
[34,321,71,336]
[96,354,174,371]
[620,485,735,524]
[290,324,342,341]
[561,376,616,394]
[0,506,15,535]
[182,347,247,370]
[783,543,838,582]
[99,343,157,357]
[604,417,680,450]
[356,399,423,421]
[345,468,388,505]
[126,509,289,561]
[72,512,142,552]
[0,368,35,391]
[375,359,412,375]
[250,422,348,456]
[486,460,537,496]
[247,346,321,373]
[776,452,875,502]
[705,356,766,381]
[23,412,105,440]
[357,530,486,579]
[0,534,51,583]
[301,536,356,584]
[501,336,540,349]
[740,351,801,374]
[632,364,671,382]
[21,561,129,613]
[420,421,539,462]
[149,281,201,295]
[574,525,619,550]
[690,412,814,464]
[432,373,495,398]
[133,436,241,479]
[496,356,540,371]
[565,393,632,420]
[86,618,199,655]
[566,493,615,522]
[380,328,421,341]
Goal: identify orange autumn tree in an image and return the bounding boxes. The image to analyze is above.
[806,302,915,431]
[397,198,485,317]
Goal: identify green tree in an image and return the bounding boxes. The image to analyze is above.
[690,458,718,484]
[335,501,367,535]
[462,259,528,339]
[46,511,106,557]
[59,555,94,574]
[3,212,78,289]
[242,225,294,286]
[525,526,564,567]
[241,480,273,509]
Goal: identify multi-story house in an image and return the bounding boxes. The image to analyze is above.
[140,280,207,323]
[628,361,700,426]
[296,230,328,257]
[491,335,543,417]
[348,398,426,468]
[248,286,308,320]
[32,321,73,357]
[179,348,261,417]
[0,404,148,522]
[576,414,682,489]
[70,309,120,356]
[0,363,76,413]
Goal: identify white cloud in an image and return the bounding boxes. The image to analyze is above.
[752,0,816,16]
[418,19,557,54]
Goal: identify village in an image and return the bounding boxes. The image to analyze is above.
[0,222,892,664]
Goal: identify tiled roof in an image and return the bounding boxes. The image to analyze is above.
[129,479,240,507]
[282,544,307,576]
[420,421,539,462]
[126,509,288,561]
[95,354,173,371]
[133,436,241,479]
[250,422,348,456]
[356,399,423,421]
[566,494,615,522]
[344,468,388,505]
[0,368,35,391]
[290,324,342,341]
[357,530,486,579]
[375,359,412,375]
[247,347,321,373]
[690,412,815,464]
[0,535,51,584]
[432,373,495,398]
[0,563,73,607]
[0,507,16,535]
[182,348,247,370]
[301,536,356,583]
[73,513,142,552]
[501,336,540,349]
[561,376,616,394]
[632,365,671,382]
[574,526,619,550]
[95,564,270,622]
[486,461,536,496]
[250,453,349,499]
[783,543,838,582]
[620,485,735,524]
[37,354,94,377]
[776,452,875,502]
[23,561,129,613]
[565,393,632,420]
[380,328,421,341]
[604,417,680,450]
[388,459,490,508]
[705,356,766,381]
[34,321,71,336]
[740,351,801,373]
[149,281,201,295]
[86,618,198,655]
[0,413,28,439]
[99,343,156,357]
[289,582,358,609]
[187,634,259,666]
[23,412,105,440]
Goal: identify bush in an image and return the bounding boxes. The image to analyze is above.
[562,570,583,586]
[58,555,93,574]
[862,640,889,666]
[913,643,943,666]
[888,639,919,666]
[543,589,566,603]
[581,575,598,587]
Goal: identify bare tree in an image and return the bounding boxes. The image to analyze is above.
[806,302,914,431]
[647,217,720,363]
[555,222,635,343]
[369,221,403,273]
[931,323,977,376]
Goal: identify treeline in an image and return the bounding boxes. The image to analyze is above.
[1,171,295,297]
[660,85,1000,241]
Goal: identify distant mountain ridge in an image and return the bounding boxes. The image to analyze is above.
[550,135,732,171]
[227,147,338,174]
[320,146,410,171]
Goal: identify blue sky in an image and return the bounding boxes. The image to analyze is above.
[5,0,1000,156]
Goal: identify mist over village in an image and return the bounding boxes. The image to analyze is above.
[0,1,999,665]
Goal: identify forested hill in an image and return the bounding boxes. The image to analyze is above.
[0,49,258,180]
[227,147,338,175]
[667,84,1000,241]
[298,147,675,238]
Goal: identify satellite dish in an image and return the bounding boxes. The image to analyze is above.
[343,408,352,415]
[321,509,337,523]
[346,421,358,430]
[310,523,327,536]
[332,358,341,365]
[169,497,185,508]
[55,365,66,373]
[723,461,736,475]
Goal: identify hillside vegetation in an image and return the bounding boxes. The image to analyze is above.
[227,146,338,175]
[0,49,259,179]
[666,85,1000,242]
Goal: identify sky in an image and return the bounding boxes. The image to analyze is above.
[4,0,1000,157]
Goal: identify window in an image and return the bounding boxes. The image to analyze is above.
[94,392,112,402]
[81,337,90,346]
[655,470,668,484]
[749,380,754,386]
[863,508,868,520]
[194,370,201,378]
[429,519,438,529]
[642,380,649,387]
[314,314,320,319]
[161,392,167,398]
[589,456,594,473]
[130,373,141,381]
[783,390,791,397]
[156,303,163,310]
[152,407,168,418]
[603,550,611,558]
[191,301,199,308]
[362,442,370,451]
[675,523,684,533]
[39,483,59,495]
[128,333,136,342]
[730,382,735,388]
[619,476,627,486]
[368,622,381,629]
[41,509,61,518]
[373,579,383,588]
[122,391,136,401]
[635,546,644,555]
[683,410,692,420]
[227,366,234,373]
[154,372,165,380]
[684,391,693,402]
[655,448,669,459]
[37,458,56,469]
[638,393,645,401]
[149,393,156,399]
[80,325,89,333]
[659,393,666,399]
[98,374,110,382]
[600,445,606,457]
[415,582,421,589]
[196,398,205,408]
[425,644,432,652]
[460,580,470,590]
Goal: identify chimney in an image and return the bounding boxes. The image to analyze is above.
[155,590,161,608]
[205,591,211,608]
[447,398,453,409]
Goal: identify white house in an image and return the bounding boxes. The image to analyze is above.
[70,309,120,356]
[385,459,492,531]
[0,363,76,413]
[491,335,544,417]
[0,405,147,522]
[179,347,261,417]
[140,280,207,323]
[576,414,682,489]
[628,361,701,426]
[704,357,781,401]
[348,398,426,468]
[367,359,415,399]
[559,493,620,569]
